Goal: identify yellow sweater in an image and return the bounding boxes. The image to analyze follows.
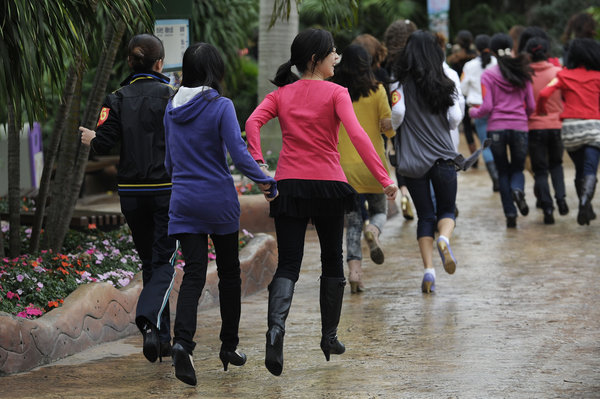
[338,84,395,193]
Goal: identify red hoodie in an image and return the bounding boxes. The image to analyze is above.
[528,61,563,130]
[537,67,600,120]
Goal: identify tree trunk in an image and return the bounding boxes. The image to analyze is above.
[7,102,21,257]
[0,227,5,258]
[47,19,127,251]
[29,58,83,253]
[257,0,298,157]
[45,68,84,251]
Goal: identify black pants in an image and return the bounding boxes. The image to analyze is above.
[173,231,241,354]
[528,129,566,211]
[273,214,345,282]
[120,194,176,343]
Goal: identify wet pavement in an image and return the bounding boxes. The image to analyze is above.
[2,163,599,398]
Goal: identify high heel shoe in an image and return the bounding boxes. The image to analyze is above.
[320,336,345,361]
[219,349,247,371]
[172,343,197,386]
[265,327,285,376]
[141,322,160,363]
[401,195,414,220]
[364,223,384,264]
[347,260,364,294]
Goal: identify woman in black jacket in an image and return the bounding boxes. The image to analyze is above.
[80,34,176,364]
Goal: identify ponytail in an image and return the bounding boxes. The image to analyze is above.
[480,49,492,69]
[270,60,299,87]
[496,54,532,88]
[490,33,532,89]
[474,34,492,70]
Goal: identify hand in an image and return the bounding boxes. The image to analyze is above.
[264,191,278,202]
[79,126,96,146]
[379,118,392,132]
[384,183,398,200]
[259,183,278,202]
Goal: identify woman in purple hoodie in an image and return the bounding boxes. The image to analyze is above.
[470,33,535,228]
[163,43,277,386]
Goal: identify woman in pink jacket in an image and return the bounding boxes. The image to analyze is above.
[524,37,568,225]
[470,33,535,228]
[245,28,398,376]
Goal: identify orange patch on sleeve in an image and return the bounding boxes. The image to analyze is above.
[97,107,110,127]
[391,90,401,106]
[481,83,487,99]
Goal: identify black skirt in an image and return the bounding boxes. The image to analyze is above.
[269,179,358,218]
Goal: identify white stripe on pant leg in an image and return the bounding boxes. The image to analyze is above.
[157,240,179,331]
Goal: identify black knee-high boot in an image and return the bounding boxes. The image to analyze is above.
[319,276,346,361]
[485,161,500,192]
[578,175,597,225]
[265,277,295,376]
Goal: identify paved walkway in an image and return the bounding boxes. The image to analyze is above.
[2,163,599,398]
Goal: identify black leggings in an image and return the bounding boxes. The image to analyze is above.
[273,214,345,282]
[173,231,241,354]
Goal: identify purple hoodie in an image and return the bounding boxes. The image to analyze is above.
[164,88,276,236]
[469,65,535,132]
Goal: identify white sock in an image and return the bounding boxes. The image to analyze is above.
[424,268,436,277]
[438,235,449,243]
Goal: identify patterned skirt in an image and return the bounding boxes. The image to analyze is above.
[561,119,600,151]
[269,179,357,218]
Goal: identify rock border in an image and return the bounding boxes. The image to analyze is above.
[0,233,276,375]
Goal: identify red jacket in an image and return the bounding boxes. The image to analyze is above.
[528,61,563,130]
[537,67,600,120]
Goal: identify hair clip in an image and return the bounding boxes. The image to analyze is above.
[497,49,505,56]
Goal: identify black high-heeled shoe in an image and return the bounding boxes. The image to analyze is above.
[219,349,247,371]
[172,343,197,386]
[320,336,345,361]
[265,327,285,376]
[141,323,160,363]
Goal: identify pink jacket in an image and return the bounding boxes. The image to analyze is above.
[528,61,562,130]
[245,80,394,188]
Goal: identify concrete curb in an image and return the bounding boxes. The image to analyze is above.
[0,233,277,375]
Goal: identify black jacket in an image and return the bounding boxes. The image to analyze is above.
[91,71,174,196]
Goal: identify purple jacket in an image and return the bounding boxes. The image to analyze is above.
[469,65,535,132]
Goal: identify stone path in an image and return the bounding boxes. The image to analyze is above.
[1,163,599,398]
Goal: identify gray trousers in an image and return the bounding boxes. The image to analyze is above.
[345,193,387,261]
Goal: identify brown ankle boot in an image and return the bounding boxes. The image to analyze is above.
[364,223,384,264]
[347,260,365,293]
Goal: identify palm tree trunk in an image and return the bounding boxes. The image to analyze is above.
[7,102,21,257]
[47,19,126,251]
[29,58,83,253]
[45,66,84,251]
[258,0,299,156]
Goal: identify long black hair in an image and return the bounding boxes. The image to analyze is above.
[565,38,600,71]
[271,28,336,87]
[524,37,549,63]
[128,34,165,73]
[474,34,492,69]
[393,30,456,114]
[331,44,379,101]
[181,42,225,95]
[490,33,532,88]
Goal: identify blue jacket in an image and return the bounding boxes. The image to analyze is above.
[164,88,275,235]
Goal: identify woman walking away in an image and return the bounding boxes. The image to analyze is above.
[245,28,398,376]
[390,30,469,293]
[80,34,176,364]
[524,37,568,225]
[461,34,499,191]
[538,38,600,226]
[332,44,396,293]
[163,43,277,385]
[470,33,535,228]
